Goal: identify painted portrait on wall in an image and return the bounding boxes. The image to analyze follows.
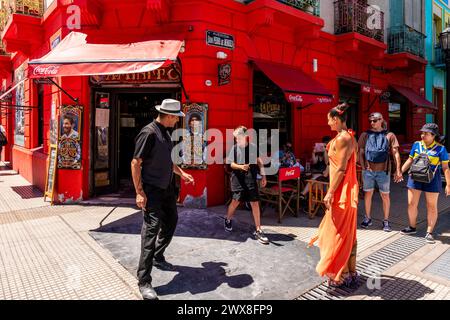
[181,103,208,169]
[58,105,83,170]
[14,63,26,147]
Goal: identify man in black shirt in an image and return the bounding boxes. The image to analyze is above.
[225,126,269,244]
[131,99,194,300]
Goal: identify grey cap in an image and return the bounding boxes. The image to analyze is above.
[420,123,440,136]
[369,112,383,120]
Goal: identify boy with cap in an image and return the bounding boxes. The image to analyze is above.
[358,112,403,232]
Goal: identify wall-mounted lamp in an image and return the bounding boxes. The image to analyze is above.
[205,80,212,87]
[313,59,318,73]
[217,51,228,60]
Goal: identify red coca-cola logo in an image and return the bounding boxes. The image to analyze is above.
[287,94,303,103]
[285,169,295,176]
[32,65,60,76]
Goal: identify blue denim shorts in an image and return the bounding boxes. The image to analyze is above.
[363,170,391,193]
[407,173,442,193]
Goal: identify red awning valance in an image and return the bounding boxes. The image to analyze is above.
[252,59,333,106]
[340,76,382,95]
[391,85,436,110]
[28,32,183,78]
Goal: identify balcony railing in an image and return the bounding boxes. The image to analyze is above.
[388,25,426,58]
[0,0,44,30]
[432,45,445,68]
[334,0,384,42]
[276,0,320,16]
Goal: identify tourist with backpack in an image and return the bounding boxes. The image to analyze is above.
[358,112,403,232]
[400,123,450,244]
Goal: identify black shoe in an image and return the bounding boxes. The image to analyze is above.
[224,218,233,232]
[153,258,175,271]
[360,217,372,229]
[382,220,392,232]
[139,283,158,300]
[401,226,417,235]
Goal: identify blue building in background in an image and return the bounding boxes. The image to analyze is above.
[426,0,450,133]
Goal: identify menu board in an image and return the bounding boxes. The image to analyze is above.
[44,146,58,204]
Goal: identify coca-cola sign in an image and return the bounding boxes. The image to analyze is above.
[286,94,303,103]
[285,169,296,176]
[32,65,61,76]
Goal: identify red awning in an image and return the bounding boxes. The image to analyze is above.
[28,32,183,78]
[340,76,382,95]
[252,59,333,105]
[391,85,436,110]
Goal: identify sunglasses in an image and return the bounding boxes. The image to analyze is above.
[369,119,381,123]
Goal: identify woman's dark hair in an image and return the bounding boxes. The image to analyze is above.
[322,136,332,143]
[328,103,351,122]
[436,135,446,145]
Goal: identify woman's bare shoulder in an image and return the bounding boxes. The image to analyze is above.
[335,132,352,144]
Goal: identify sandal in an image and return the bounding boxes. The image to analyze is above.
[348,272,360,289]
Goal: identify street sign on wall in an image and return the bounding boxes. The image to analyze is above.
[206,31,235,50]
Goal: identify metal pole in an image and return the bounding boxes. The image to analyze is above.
[446,55,450,149]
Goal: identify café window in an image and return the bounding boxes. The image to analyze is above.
[389,102,407,135]
[405,0,423,33]
[252,71,291,146]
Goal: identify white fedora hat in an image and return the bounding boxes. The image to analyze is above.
[155,99,185,117]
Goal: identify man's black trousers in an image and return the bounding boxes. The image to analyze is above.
[137,183,178,285]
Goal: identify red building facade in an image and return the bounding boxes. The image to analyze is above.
[0,0,433,206]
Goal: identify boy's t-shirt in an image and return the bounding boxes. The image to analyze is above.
[227,143,259,191]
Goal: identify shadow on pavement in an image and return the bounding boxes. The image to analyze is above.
[155,261,254,296]
[355,275,435,300]
[91,209,295,245]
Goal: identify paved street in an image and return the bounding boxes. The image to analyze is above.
[0,164,449,300]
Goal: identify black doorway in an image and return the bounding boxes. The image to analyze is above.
[339,81,360,134]
[92,89,179,197]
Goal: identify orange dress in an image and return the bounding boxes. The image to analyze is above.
[309,130,359,281]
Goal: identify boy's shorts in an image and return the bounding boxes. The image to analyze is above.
[232,188,260,202]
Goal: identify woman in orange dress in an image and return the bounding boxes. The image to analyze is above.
[309,103,359,288]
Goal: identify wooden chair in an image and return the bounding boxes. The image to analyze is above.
[306,179,329,219]
[260,167,301,223]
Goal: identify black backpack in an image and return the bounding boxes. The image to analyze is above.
[365,130,389,163]
[409,144,439,184]
[0,130,7,147]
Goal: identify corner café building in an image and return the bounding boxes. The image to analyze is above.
[0,0,435,206]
